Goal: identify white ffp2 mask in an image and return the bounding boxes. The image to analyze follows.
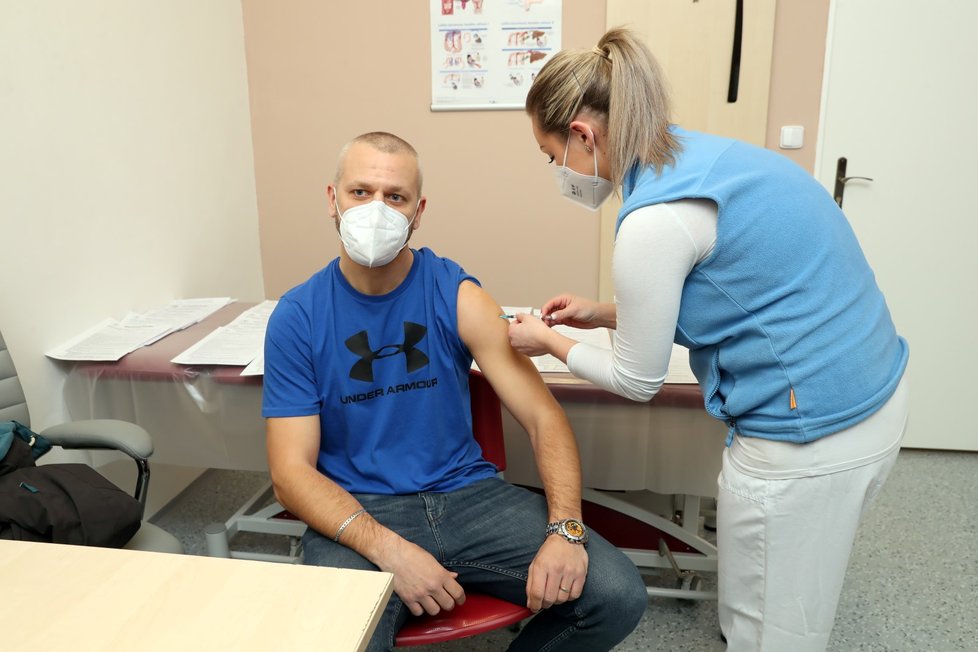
[336,199,418,268]
[554,132,614,211]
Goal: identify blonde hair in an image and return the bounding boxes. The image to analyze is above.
[525,27,680,186]
[335,131,423,193]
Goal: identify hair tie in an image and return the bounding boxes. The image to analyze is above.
[592,46,611,61]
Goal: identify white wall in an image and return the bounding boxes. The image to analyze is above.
[0,1,264,429]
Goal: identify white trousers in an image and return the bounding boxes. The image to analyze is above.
[716,378,910,651]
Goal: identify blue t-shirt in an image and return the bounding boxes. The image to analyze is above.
[262,247,497,494]
[619,128,909,443]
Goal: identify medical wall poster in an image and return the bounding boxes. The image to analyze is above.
[430,0,562,111]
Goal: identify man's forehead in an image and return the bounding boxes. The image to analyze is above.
[346,142,414,165]
[340,144,419,189]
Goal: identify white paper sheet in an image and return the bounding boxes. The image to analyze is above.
[534,325,613,373]
[46,319,172,361]
[171,300,277,366]
[240,350,264,376]
[45,297,236,362]
[142,297,233,332]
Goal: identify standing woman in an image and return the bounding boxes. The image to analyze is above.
[509,27,909,652]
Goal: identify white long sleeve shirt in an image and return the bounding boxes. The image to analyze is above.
[566,199,717,401]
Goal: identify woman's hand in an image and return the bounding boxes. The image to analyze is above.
[507,313,558,357]
[541,294,611,329]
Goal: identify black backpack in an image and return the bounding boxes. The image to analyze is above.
[0,421,141,547]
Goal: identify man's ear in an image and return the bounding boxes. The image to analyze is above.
[326,184,338,219]
[412,196,427,230]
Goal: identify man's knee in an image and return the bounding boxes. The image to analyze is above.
[583,546,648,629]
[616,570,649,631]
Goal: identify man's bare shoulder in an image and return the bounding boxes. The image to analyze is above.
[456,279,506,344]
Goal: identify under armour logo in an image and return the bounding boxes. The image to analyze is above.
[345,322,429,382]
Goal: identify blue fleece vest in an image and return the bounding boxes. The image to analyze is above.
[619,128,908,443]
[262,248,497,493]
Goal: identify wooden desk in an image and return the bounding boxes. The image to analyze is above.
[62,302,724,498]
[62,303,267,470]
[500,370,725,498]
[1,539,392,652]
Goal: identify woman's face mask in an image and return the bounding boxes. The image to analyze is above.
[335,198,418,268]
[554,130,614,211]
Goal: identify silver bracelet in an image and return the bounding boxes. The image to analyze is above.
[333,508,366,542]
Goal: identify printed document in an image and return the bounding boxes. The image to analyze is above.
[534,325,613,373]
[46,319,172,362]
[171,300,277,366]
[45,297,234,362]
[240,350,265,376]
[141,297,233,335]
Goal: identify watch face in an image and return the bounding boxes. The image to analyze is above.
[563,520,585,539]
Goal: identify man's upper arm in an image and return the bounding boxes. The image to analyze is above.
[263,299,321,418]
[457,281,563,430]
[263,300,323,474]
[267,415,321,474]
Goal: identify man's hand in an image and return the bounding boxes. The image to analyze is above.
[525,535,589,612]
[380,537,466,617]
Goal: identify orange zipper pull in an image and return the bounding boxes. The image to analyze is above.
[789,388,797,410]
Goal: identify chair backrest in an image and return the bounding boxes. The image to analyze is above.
[0,331,31,426]
[468,370,506,472]
[0,329,182,553]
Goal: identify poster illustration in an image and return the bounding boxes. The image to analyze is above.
[430,0,562,111]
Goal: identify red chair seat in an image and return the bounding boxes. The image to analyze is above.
[395,373,532,646]
[395,592,533,647]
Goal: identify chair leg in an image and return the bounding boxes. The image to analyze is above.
[205,522,231,558]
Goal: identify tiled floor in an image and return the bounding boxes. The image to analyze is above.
[152,449,977,650]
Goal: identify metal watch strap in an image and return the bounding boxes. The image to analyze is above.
[546,518,588,544]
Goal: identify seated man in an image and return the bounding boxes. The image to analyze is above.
[263,131,647,652]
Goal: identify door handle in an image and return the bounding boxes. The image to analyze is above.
[727,0,744,103]
[834,157,874,208]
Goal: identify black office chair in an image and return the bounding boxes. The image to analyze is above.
[0,329,183,553]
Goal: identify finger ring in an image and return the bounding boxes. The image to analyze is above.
[559,586,570,593]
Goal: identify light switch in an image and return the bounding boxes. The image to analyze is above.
[780,126,804,149]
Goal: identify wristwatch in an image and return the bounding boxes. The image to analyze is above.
[546,518,589,545]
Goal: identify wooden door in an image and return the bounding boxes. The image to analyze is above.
[599,0,776,300]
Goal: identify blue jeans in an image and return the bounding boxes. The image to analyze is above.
[303,477,647,651]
